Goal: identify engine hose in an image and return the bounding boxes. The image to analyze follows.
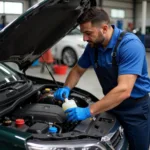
[53,123,62,134]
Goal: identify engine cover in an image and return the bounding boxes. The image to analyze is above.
[13,103,66,123]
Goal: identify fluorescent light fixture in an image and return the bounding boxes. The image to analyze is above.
[111,9,125,18]
[0,2,23,14]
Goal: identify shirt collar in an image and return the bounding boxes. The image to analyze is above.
[106,25,121,49]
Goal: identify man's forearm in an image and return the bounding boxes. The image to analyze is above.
[64,70,80,89]
[90,85,130,115]
[64,65,86,89]
[89,74,137,115]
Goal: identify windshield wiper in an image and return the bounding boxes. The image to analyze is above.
[0,80,26,89]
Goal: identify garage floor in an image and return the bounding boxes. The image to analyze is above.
[26,52,150,99]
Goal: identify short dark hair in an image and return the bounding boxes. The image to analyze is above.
[77,7,110,26]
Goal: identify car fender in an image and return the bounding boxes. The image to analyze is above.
[52,36,85,60]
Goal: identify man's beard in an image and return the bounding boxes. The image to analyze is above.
[88,30,105,48]
[88,36,105,48]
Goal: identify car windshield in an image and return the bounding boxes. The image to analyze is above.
[0,63,21,85]
[68,28,81,35]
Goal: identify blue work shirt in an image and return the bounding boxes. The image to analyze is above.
[78,25,150,98]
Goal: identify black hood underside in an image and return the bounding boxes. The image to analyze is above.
[0,0,96,71]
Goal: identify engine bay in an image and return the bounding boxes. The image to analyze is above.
[0,85,116,140]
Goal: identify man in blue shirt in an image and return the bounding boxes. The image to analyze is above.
[54,7,150,150]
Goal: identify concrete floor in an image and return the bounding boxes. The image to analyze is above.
[26,52,150,99]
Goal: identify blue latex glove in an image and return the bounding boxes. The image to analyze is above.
[54,86,70,101]
[65,107,92,122]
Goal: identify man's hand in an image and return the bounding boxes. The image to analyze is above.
[54,86,70,101]
[65,107,92,122]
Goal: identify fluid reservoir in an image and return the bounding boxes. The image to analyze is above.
[62,98,77,111]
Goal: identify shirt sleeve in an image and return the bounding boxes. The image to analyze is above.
[77,45,91,68]
[118,38,145,76]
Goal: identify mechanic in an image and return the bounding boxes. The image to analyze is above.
[54,7,150,150]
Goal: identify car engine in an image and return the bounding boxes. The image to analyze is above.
[0,86,124,149]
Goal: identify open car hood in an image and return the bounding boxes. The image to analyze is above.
[0,0,96,71]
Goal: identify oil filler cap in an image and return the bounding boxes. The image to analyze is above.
[15,119,25,127]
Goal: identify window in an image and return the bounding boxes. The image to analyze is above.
[0,2,23,14]
[111,9,125,18]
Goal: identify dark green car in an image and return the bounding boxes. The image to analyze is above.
[0,0,128,149]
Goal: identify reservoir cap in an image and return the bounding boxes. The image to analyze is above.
[49,126,57,133]
[45,88,51,92]
[15,119,25,127]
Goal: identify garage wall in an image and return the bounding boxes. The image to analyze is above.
[135,1,150,28]
[1,0,150,30]
[102,0,133,30]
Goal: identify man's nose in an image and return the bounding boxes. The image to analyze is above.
[83,34,89,41]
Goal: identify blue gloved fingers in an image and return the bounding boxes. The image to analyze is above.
[66,110,75,120]
[54,89,65,101]
[59,90,65,101]
[60,90,70,100]
[65,109,75,121]
[54,86,70,101]
[66,110,74,117]
[65,107,92,122]
[64,86,70,98]
[65,108,76,122]
[64,92,69,98]
[67,114,76,122]
[62,92,69,99]
[65,108,74,113]
[66,107,79,121]
[68,113,79,122]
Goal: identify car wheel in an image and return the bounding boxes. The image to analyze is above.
[62,47,77,67]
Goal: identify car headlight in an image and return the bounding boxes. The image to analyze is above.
[26,141,105,150]
[77,44,86,49]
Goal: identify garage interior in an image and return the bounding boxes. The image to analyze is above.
[0,0,149,99]
[0,0,150,149]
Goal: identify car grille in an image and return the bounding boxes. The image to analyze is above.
[110,129,122,149]
[101,128,123,150]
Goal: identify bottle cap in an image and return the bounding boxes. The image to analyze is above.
[48,127,57,133]
[15,119,25,127]
[64,98,69,102]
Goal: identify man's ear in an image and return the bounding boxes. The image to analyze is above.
[102,25,108,34]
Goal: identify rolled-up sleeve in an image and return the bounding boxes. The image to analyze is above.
[118,38,145,76]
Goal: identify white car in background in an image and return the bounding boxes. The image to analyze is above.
[51,27,87,67]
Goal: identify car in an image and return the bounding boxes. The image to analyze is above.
[51,27,87,67]
[132,26,150,48]
[0,0,128,150]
